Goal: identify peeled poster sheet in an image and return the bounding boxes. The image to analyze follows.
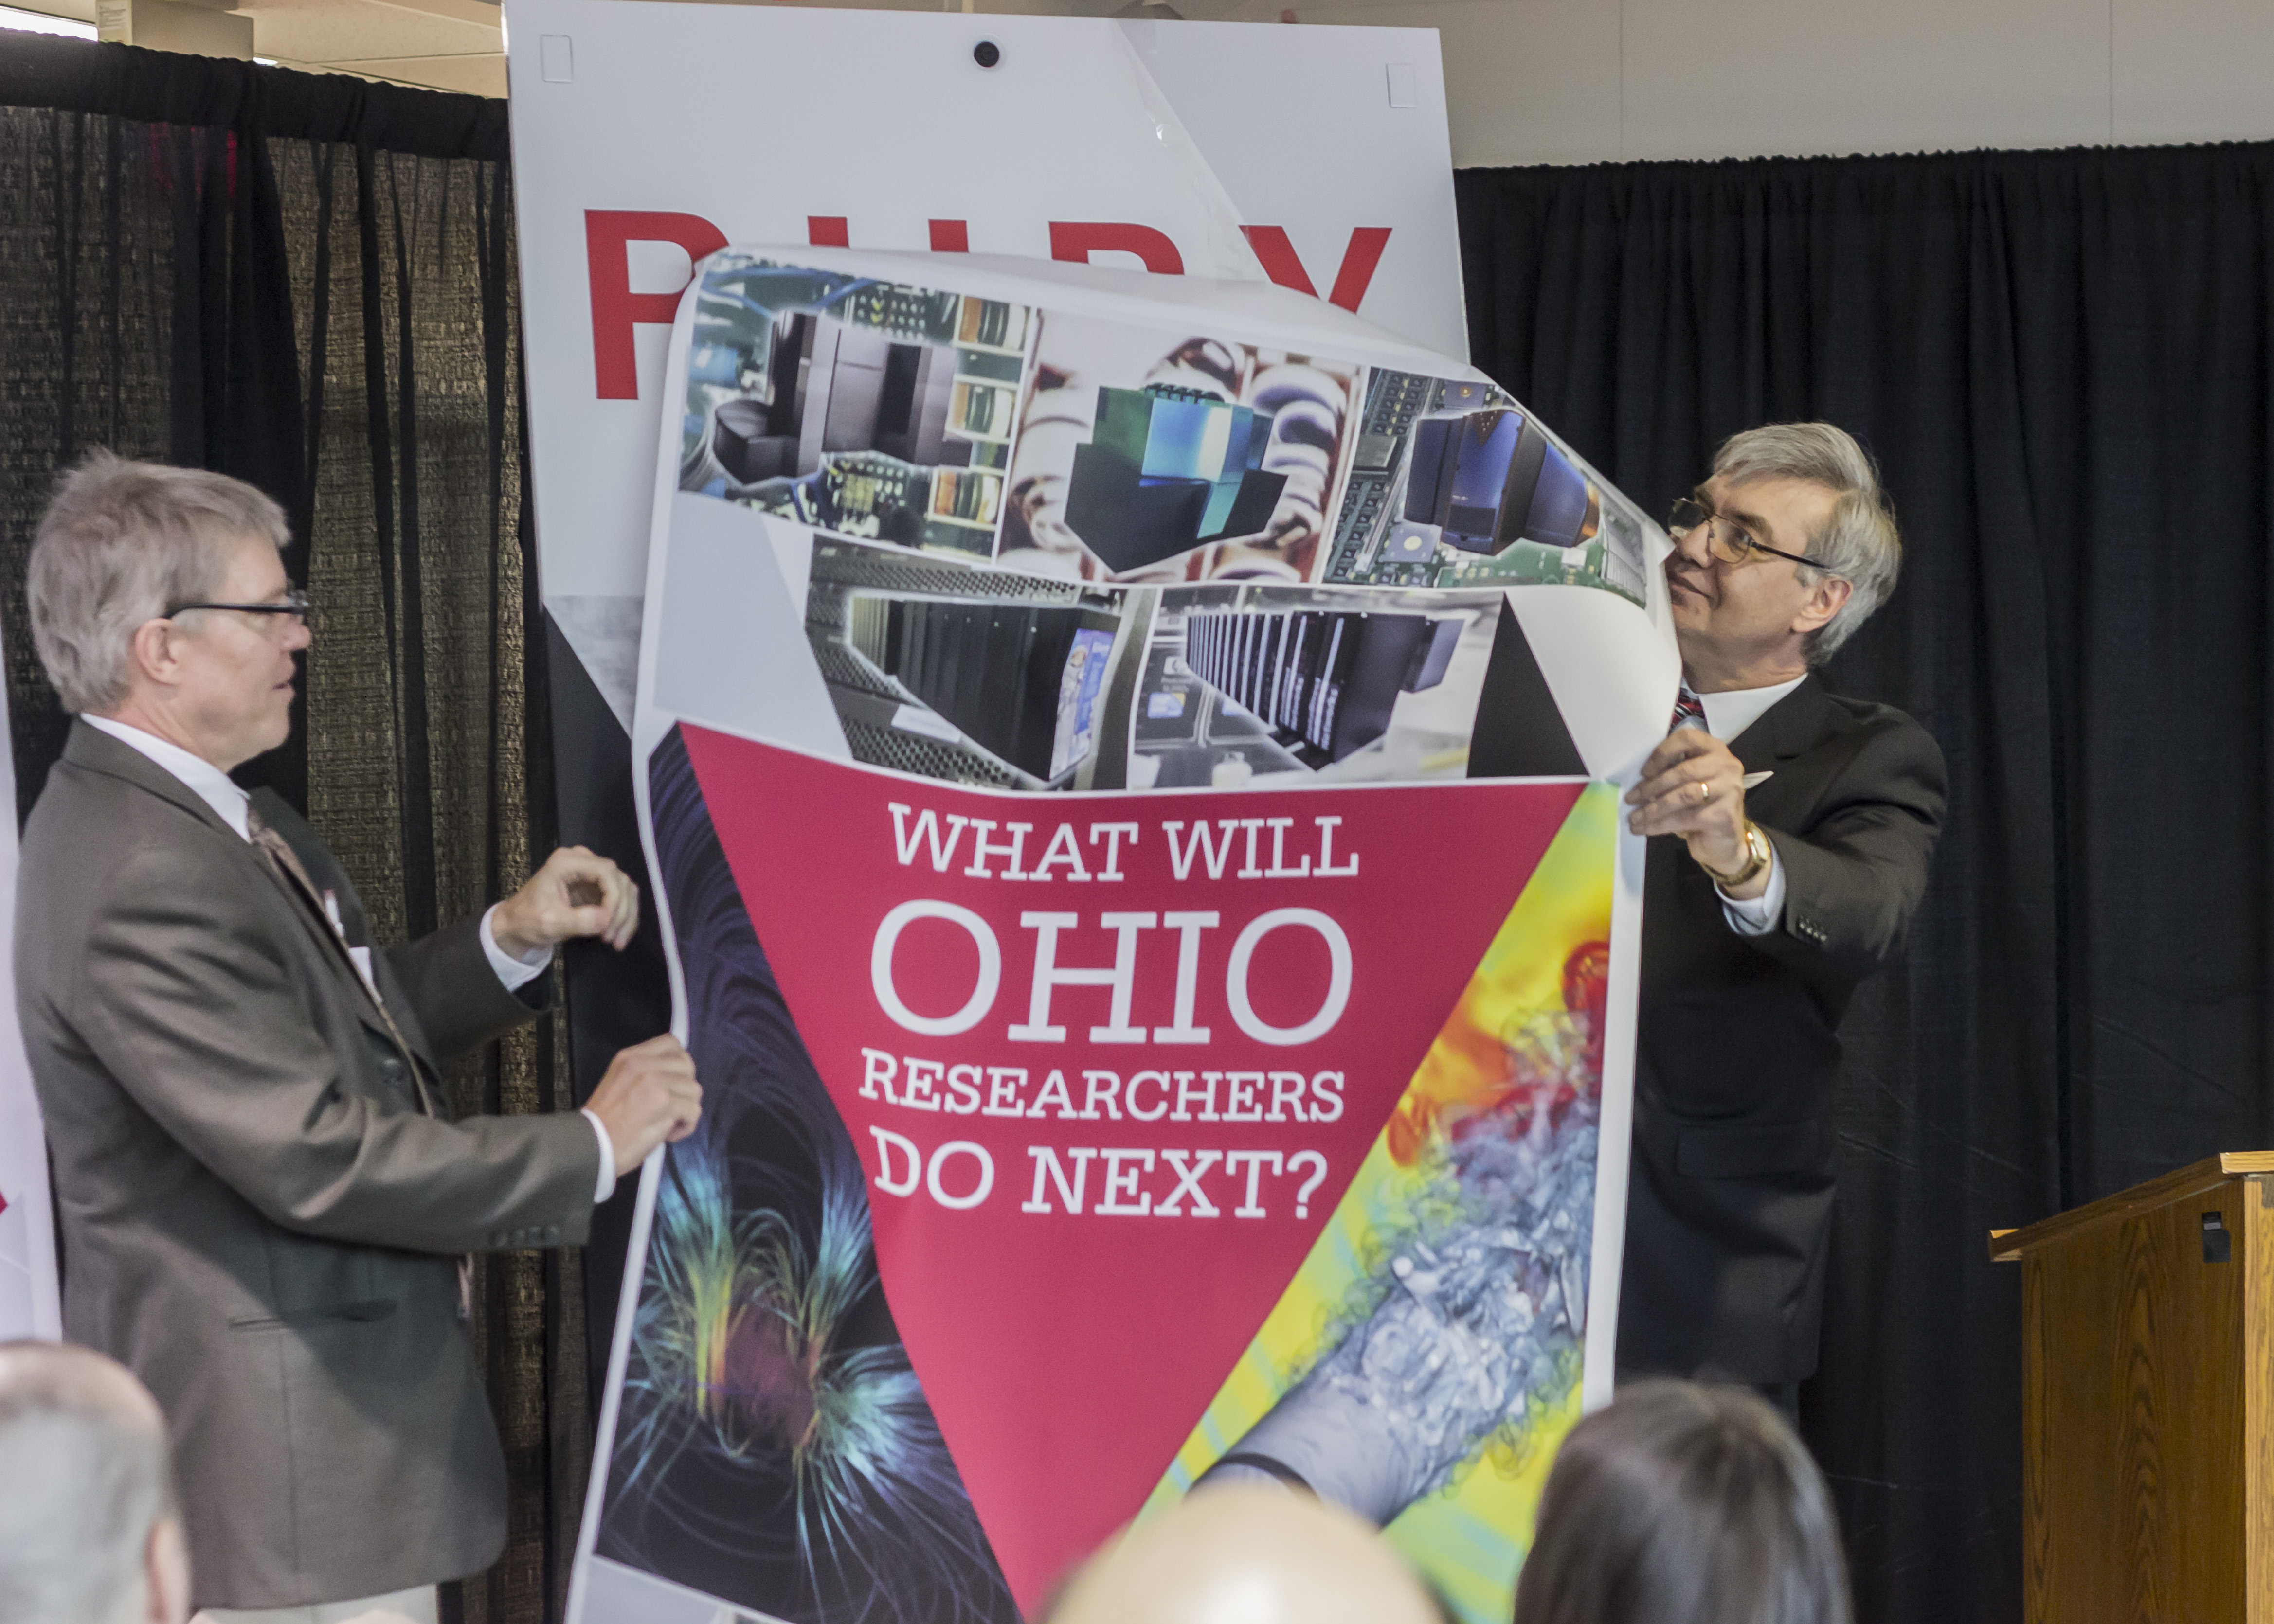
[573,249,1680,1624]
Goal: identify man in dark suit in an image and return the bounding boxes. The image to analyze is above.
[1615,424,1945,1406]
[15,453,704,1623]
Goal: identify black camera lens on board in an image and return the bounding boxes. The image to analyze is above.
[973,39,1001,67]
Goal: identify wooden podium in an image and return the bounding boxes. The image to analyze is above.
[1992,1152,2274,1623]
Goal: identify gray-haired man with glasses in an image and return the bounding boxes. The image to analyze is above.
[1613,424,1945,1414]
[15,452,705,1622]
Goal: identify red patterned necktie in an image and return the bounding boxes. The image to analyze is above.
[1670,683,1708,732]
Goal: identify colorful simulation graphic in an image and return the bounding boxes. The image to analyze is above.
[1153,790,1616,1624]
[572,250,1673,1624]
[596,734,1014,1624]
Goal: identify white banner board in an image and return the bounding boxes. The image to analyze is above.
[504,1,1465,713]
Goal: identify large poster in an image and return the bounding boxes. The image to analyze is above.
[570,250,1677,1624]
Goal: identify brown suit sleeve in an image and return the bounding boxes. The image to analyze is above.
[384,915,546,1061]
[72,841,600,1255]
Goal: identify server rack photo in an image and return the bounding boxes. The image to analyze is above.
[845,592,1124,786]
[1179,607,1461,767]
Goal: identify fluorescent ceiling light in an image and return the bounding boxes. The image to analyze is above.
[0,5,95,37]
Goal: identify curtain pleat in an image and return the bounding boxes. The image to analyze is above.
[0,37,583,1624]
[0,97,175,813]
[1456,143,2274,1624]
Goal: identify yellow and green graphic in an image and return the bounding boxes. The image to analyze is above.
[1140,783,1619,1624]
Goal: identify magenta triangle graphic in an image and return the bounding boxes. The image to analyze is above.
[683,728,1582,1612]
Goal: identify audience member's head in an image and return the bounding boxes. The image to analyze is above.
[1050,1482,1440,1624]
[1512,1380,1851,1624]
[0,1341,188,1624]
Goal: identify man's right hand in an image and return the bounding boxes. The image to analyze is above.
[585,1034,702,1173]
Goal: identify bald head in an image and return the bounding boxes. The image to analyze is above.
[1049,1486,1439,1624]
[0,1340,164,1428]
[0,1342,187,1624]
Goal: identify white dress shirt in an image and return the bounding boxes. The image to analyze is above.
[1686,676,1804,937]
[82,715,616,1200]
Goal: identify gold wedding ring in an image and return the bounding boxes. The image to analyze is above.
[1696,781,1709,803]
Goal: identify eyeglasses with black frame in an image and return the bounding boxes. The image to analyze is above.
[1667,496,1829,571]
[164,588,312,623]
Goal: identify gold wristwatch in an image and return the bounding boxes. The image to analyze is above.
[1701,820,1772,891]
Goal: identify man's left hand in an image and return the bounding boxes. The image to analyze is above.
[492,845,640,956]
[1625,731,1767,897]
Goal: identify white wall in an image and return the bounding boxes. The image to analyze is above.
[19,0,2266,160]
[1212,0,2274,169]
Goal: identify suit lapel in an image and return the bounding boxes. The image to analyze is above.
[67,725,437,1089]
[1733,677,1835,828]
[69,730,335,966]
[242,791,442,1085]
[1732,676,1832,770]
[64,720,239,837]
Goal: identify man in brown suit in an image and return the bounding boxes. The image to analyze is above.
[15,453,704,1623]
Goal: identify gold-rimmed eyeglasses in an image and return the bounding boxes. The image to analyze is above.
[1667,497,1829,571]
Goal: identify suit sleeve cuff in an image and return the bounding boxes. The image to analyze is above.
[481,903,554,992]
[1719,847,1786,936]
[579,1108,617,1202]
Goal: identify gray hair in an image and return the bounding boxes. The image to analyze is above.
[27,450,289,715]
[1712,422,1899,663]
[0,1342,178,1624]
[1512,1380,1852,1624]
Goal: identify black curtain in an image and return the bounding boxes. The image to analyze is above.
[1457,143,2274,1624]
[0,36,585,1624]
